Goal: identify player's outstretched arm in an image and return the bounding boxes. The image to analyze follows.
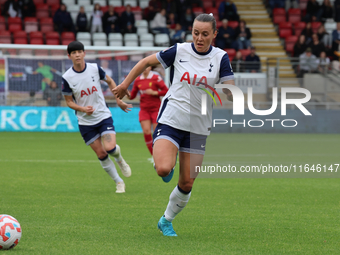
[64,95,95,115]
[113,54,160,99]
[104,75,132,113]
[222,80,235,102]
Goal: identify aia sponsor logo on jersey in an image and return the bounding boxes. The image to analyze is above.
[80,86,98,97]
[180,72,222,106]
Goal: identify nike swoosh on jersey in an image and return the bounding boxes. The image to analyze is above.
[179,59,188,63]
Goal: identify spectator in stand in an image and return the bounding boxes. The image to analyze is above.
[161,0,177,15]
[298,47,318,77]
[143,0,160,21]
[317,24,332,50]
[2,0,20,17]
[215,19,235,49]
[234,19,252,50]
[167,12,177,31]
[18,0,36,18]
[180,7,195,32]
[171,23,185,44]
[332,22,340,53]
[150,8,169,34]
[335,0,340,22]
[245,46,261,72]
[305,0,323,22]
[268,0,285,9]
[293,34,308,57]
[53,4,76,35]
[301,22,314,44]
[308,33,326,57]
[218,0,240,21]
[231,50,244,72]
[43,81,62,106]
[76,6,88,32]
[102,5,120,34]
[321,0,334,21]
[317,51,330,73]
[124,22,137,34]
[91,3,103,33]
[121,4,135,34]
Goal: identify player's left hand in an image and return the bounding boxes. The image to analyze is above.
[222,88,233,102]
[113,85,130,99]
[117,101,133,113]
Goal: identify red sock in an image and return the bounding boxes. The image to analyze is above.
[144,133,153,155]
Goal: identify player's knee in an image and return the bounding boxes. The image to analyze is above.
[97,151,108,159]
[155,164,172,177]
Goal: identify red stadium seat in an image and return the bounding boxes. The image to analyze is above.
[285,35,298,54]
[8,24,23,33]
[61,39,74,45]
[228,21,239,29]
[98,51,113,60]
[35,49,49,56]
[193,7,204,16]
[40,18,54,33]
[279,22,293,29]
[46,0,58,5]
[279,29,292,38]
[8,17,22,24]
[273,8,286,15]
[50,4,60,17]
[114,52,128,60]
[36,4,50,19]
[101,6,109,14]
[0,23,6,31]
[30,38,44,44]
[61,32,75,40]
[216,21,222,28]
[46,38,60,45]
[33,0,44,4]
[29,31,44,39]
[203,1,214,9]
[239,49,251,58]
[114,6,126,16]
[273,15,286,24]
[14,38,28,44]
[45,31,60,40]
[288,8,301,23]
[311,21,321,33]
[294,22,306,36]
[13,31,27,40]
[0,31,11,44]
[131,6,142,20]
[225,48,236,59]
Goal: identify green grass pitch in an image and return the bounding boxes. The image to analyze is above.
[0,132,339,254]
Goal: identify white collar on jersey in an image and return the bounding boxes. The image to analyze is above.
[139,71,154,80]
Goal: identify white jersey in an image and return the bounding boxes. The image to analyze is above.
[62,63,111,126]
[156,42,234,135]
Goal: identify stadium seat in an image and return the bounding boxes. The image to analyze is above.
[124,0,137,6]
[62,39,74,45]
[0,31,11,44]
[35,49,49,56]
[46,38,60,45]
[45,31,60,44]
[93,32,107,46]
[0,16,6,27]
[124,33,139,46]
[228,21,239,29]
[94,0,107,6]
[273,15,286,24]
[24,17,39,33]
[39,18,54,33]
[29,31,44,40]
[114,51,128,60]
[135,19,148,29]
[76,32,91,46]
[0,23,6,32]
[294,22,306,36]
[139,33,154,46]
[193,7,204,16]
[203,1,214,9]
[137,27,149,35]
[14,38,28,44]
[50,4,60,17]
[8,23,23,33]
[285,35,298,55]
[33,0,44,4]
[239,49,251,58]
[273,8,286,16]
[36,4,50,19]
[78,0,91,6]
[288,8,301,23]
[30,38,44,44]
[185,34,193,42]
[225,48,236,59]
[131,6,142,20]
[114,6,126,16]
[311,21,322,33]
[325,21,336,34]
[279,22,293,38]
[61,32,76,40]
[154,33,170,46]
[8,17,22,24]
[138,0,149,9]
[13,31,27,39]
[108,33,123,46]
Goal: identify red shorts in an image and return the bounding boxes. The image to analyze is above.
[139,109,158,123]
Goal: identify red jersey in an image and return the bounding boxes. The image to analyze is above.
[130,71,168,112]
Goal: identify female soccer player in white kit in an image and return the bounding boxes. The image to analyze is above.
[62,41,132,194]
[113,14,235,236]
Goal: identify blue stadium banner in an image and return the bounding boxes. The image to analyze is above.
[0,106,142,132]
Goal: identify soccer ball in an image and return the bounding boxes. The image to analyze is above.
[0,215,22,250]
